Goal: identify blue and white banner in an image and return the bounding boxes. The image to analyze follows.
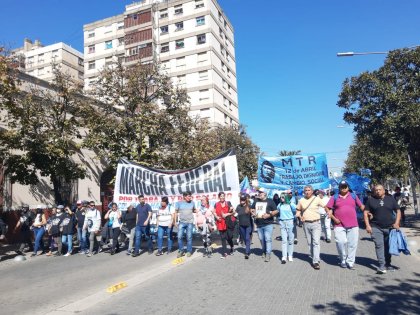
[257,153,330,191]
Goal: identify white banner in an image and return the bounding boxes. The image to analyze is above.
[113,150,240,210]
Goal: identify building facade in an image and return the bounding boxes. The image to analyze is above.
[13,39,84,84]
[83,0,238,126]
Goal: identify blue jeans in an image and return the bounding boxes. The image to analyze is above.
[77,227,88,251]
[177,222,193,253]
[134,226,152,254]
[257,224,273,255]
[62,234,73,254]
[33,227,45,253]
[157,225,173,252]
[239,225,252,255]
[280,219,295,258]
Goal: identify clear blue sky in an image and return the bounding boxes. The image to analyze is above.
[2,0,419,173]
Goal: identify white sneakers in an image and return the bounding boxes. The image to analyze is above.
[64,253,71,257]
[288,256,293,262]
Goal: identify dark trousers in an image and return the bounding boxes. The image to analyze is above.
[18,230,33,252]
[111,228,121,251]
[239,225,252,255]
[371,226,392,269]
[219,229,234,255]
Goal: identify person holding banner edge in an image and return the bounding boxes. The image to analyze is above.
[175,191,197,258]
[296,185,327,270]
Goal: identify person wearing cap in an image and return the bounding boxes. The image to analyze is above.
[296,185,328,270]
[317,190,332,243]
[83,201,102,257]
[75,200,88,254]
[175,191,197,258]
[363,184,401,274]
[14,204,35,254]
[326,181,364,270]
[30,206,47,257]
[236,194,253,259]
[251,187,278,262]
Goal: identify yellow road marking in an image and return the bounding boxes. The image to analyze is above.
[106,282,127,293]
[171,257,185,265]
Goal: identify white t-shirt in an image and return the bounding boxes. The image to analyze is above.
[157,206,175,227]
[108,210,121,228]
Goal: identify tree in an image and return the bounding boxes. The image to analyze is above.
[338,47,420,182]
[343,135,409,183]
[277,150,302,157]
[0,51,89,204]
[212,124,260,180]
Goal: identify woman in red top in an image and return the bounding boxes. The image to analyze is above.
[214,192,235,258]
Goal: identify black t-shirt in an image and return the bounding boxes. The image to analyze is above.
[50,213,65,235]
[62,214,76,235]
[123,210,137,230]
[20,211,34,231]
[251,198,277,227]
[75,207,86,228]
[236,205,252,227]
[365,195,398,228]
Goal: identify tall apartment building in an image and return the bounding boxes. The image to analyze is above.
[83,0,238,126]
[13,38,84,84]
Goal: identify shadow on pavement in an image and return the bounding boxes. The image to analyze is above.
[312,272,420,315]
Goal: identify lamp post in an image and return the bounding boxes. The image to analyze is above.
[337,47,420,216]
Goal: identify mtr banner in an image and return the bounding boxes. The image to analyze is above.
[114,150,240,210]
[257,153,330,192]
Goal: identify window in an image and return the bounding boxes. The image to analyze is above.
[27,70,34,75]
[221,61,226,72]
[117,23,124,30]
[78,58,83,66]
[177,75,186,87]
[224,20,227,29]
[197,52,207,64]
[105,57,113,66]
[27,56,34,65]
[218,11,222,22]
[175,39,184,49]
[228,84,232,94]
[51,49,59,58]
[195,0,204,9]
[199,70,208,81]
[229,101,232,111]
[200,108,210,118]
[176,57,186,68]
[223,96,228,107]
[129,47,138,55]
[161,43,169,53]
[175,22,183,31]
[196,16,205,26]
[38,67,44,75]
[222,79,227,89]
[88,61,95,70]
[197,34,206,44]
[160,25,168,34]
[117,54,125,64]
[38,54,44,63]
[224,113,229,124]
[105,40,113,49]
[220,44,225,56]
[227,68,231,78]
[160,9,168,19]
[78,71,84,79]
[199,89,209,101]
[174,5,183,15]
[88,45,95,54]
[88,32,95,38]
[226,53,230,62]
[118,37,124,46]
[219,27,223,38]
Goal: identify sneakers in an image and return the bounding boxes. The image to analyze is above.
[294,239,298,245]
[281,258,287,264]
[264,254,271,262]
[261,253,266,260]
[30,253,36,257]
[386,265,395,272]
[186,252,192,258]
[86,252,92,257]
[64,253,71,257]
[156,251,163,256]
[348,264,356,270]
[340,262,347,268]
[229,248,234,256]
[110,249,115,255]
[220,253,228,259]
[46,251,53,257]
[313,263,320,270]
[326,239,331,243]
[377,268,387,274]
[131,252,139,257]
[245,254,249,260]
[54,252,62,257]
[177,251,185,258]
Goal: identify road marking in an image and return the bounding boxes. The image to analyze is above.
[171,257,185,265]
[106,282,127,293]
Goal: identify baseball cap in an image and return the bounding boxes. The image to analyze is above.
[76,200,82,205]
[240,194,247,200]
[57,205,64,209]
[258,187,267,193]
[339,181,349,188]
[36,205,43,209]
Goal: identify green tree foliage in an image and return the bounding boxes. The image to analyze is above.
[0,52,89,204]
[338,47,420,182]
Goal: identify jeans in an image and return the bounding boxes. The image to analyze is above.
[111,227,121,251]
[239,225,252,255]
[293,217,298,239]
[177,222,193,254]
[280,219,294,258]
[303,221,321,264]
[88,231,99,253]
[334,226,359,266]
[62,234,73,254]
[33,227,45,253]
[371,226,392,269]
[77,227,88,251]
[157,225,173,252]
[257,224,273,255]
[134,225,152,254]
[320,215,332,240]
